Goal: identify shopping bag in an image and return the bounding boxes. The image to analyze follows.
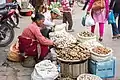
[108,10,116,24]
[82,14,95,27]
[82,14,87,26]
[85,15,95,27]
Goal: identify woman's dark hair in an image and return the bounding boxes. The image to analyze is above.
[31,13,45,22]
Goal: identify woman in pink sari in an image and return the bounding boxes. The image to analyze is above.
[18,13,54,60]
[87,0,109,41]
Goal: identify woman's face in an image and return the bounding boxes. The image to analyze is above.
[36,19,45,27]
[51,13,59,19]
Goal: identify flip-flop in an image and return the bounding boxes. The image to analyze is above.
[117,36,120,39]
[99,37,103,42]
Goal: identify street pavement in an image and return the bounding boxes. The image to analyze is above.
[0,3,119,80]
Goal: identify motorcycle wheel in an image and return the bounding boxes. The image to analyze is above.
[0,23,15,47]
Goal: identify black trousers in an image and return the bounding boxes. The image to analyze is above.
[63,12,73,30]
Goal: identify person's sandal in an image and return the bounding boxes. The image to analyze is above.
[99,37,103,42]
[67,29,74,32]
[117,35,120,39]
[112,34,120,39]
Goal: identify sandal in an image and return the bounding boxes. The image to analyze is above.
[117,35,120,39]
[99,37,103,42]
[112,34,120,39]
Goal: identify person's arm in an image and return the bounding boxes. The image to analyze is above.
[44,19,55,26]
[109,0,115,10]
[87,0,94,11]
[105,0,109,19]
[82,0,89,10]
[31,25,54,46]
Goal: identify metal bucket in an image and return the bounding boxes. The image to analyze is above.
[58,60,88,79]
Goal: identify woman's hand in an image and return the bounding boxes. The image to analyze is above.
[87,11,90,14]
[53,42,57,47]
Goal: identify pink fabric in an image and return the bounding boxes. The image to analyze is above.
[87,0,109,23]
[91,25,95,33]
[91,23,104,37]
[18,36,49,60]
[61,0,71,12]
[21,22,53,46]
[99,23,104,37]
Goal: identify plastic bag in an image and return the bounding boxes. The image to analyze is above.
[82,14,86,26]
[108,10,116,24]
[31,60,58,80]
[82,14,95,27]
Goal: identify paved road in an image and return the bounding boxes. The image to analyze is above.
[0,3,119,80]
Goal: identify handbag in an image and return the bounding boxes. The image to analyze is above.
[108,10,116,24]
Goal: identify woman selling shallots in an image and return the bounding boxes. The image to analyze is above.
[18,13,55,61]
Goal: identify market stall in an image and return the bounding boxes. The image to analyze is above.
[31,24,116,80]
[49,24,116,79]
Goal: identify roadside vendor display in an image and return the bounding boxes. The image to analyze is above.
[49,24,77,48]
[56,43,90,61]
[77,31,96,43]
[77,74,102,80]
[82,40,103,49]
[90,46,113,62]
[56,43,90,78]
[49,29,116,79]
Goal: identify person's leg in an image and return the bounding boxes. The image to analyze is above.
[66,12,73,31]
[91,25,95,33]
[111,13,119,37]
[82,0,89,10]
[63,12,67,23]
[118,13,120,34]
[99,23,104,37]
[99,23,104,41]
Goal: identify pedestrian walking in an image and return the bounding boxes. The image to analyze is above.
[82,0,89,10]
[109,0,120,39]
[87,0,109,41]
[61,0,74,32]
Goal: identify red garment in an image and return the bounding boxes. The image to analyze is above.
[18,36,49,59]
[21,22,53,45]
[18,22,53,59]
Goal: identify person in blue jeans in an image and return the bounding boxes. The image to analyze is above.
[110,0,120,39]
